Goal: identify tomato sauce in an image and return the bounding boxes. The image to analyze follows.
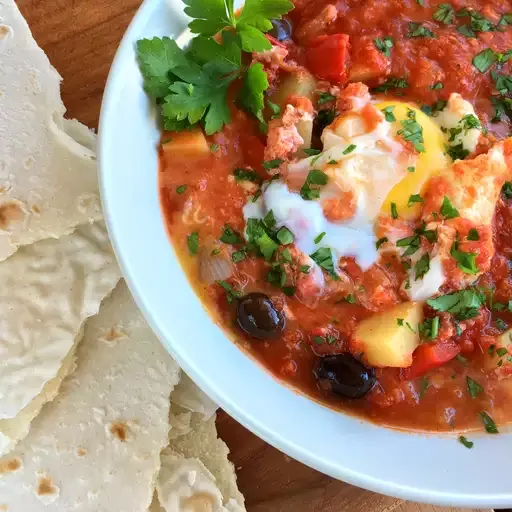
[159,0,512,432]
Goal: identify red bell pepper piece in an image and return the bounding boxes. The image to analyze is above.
[402,340,461,380]
[305,34,350,83]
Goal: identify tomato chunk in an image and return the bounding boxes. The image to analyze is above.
[305,34,350,83]
[402,340,461,380]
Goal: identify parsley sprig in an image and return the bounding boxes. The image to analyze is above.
[136,0,293,134]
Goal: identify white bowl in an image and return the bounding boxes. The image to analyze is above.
[98,0,512,507]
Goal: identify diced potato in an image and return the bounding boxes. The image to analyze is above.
[271,70,317,110]
[353,302,423,368]
[161,128,210,156]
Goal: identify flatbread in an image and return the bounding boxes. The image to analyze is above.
[0,222,120,454]
[0,281,181,511]
[155,449,245,512]
[171,373,218,421]
[0,0,102,262]
[169,416,245,510]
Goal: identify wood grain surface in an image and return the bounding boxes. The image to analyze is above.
[15,1,490,511]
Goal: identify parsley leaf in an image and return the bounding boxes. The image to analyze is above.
[381,106,396,122]
[276,227,294,245]
[176,185,188,194]
[466,376,484,398]
[300,170,329,200]
[397,109,425,152]
[473,48,497,73]
[188,32,241,72]
[427,289,485,320]
[317,91,336,105]
[406,22,436,38]
[220,224,243,244]
[234,168,262,183]
[136,37,189,99]
[479,411,499,434]
[238,62,269,122]
[408,194,424,207]
[502,181,512,199]
[263,159,283,170]
[391,202,398,219]
[217,279,242,303]
[310,247,340,280]
[451,246,479,275]
[433,4,455,24]
[372,77,409,93]
[374,37,394,57]
[187,232,199,254]
[415,253,430,280]
[459,435,474,448]
[376,237,388,249]
[440,196,460,219]
[343,144,357,155]
[467,228,479,241]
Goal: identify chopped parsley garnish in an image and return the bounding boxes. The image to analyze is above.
[496,347,508,357]
[234,168,262,183]
[345,293,356,304]
[232,250,246,263]
[211,248,221,256]
[280,247,292,263]
[397,318,404,326]
[372,77,409,93]
[421,100,447,117]
[430,315,440,339]
[496,318,508,331]
[467,228,480,241]
[406,22,436,38]
[343,144,357,155]
[451,246,479,275]
[328,159,338,165]
[300,170,329,200]
[427,288,485,320]
[187,232,199,254]
[267,100,281,119]
[440,196,460,219]
[456,353,468,365]
[276,227,294,245]
[310,247,340,280]
[499,13,512,25]
[458,436,474,449]
[397,109,425,153]
[407,166,416,173]
[466,376,484,398]
[376,237,388,249]
[502,181,512,199]
[414,253,430,280]
[408,194,424,207]
[300,264,311,274]
[263,159,283,170]
[479,411,499,434]
[473,48,497,73]
[419,377,429,398]
[314,232,326,244]
[220,224,243,244]
[381,106,396,122]
[374,36,394,57]
[457,24,475,37]
[491,96,512,122]
[303,148,322,157]
[210,143,219,152]
[317,91,336,105]
[445,143,470,161]
[457,8,495,35]
[217,280,242,304]
[418,316,440,340]
[433,4,455,24]
[391,202,398,219]
[430,82,444,90]
[263,210,276,229]
[176,185,188,194]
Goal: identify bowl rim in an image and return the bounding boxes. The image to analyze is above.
[98,0,512,507]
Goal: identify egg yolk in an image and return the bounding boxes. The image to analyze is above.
[376,101,449,220]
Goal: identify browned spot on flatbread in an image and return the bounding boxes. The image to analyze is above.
[110,422,128,442]
[76,447,87,457]
[0,202,25,230]
[36,476,58,496]
[183,493,216,512]
[31,204,41,214]
[0,25,10,40]
[103,326,127,343]
[0,457,21,474]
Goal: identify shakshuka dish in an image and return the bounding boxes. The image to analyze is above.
[136,0,512,439]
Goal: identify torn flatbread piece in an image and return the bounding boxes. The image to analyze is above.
[0,222,120,454]
[0,0,102,261]
[171,373,218,421]
[152,416,246,512]
[0,281,180,511]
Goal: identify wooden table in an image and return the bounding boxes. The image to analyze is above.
[16,1,491,510]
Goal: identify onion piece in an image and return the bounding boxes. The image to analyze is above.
[199,247,234,285]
